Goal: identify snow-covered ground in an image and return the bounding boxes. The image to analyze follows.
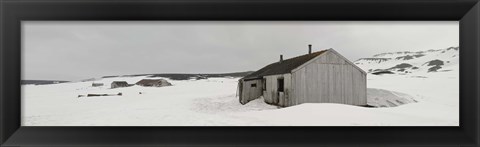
[22,70,458,126]
[236,72,458,126]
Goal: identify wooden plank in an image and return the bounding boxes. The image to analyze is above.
[265,76,270,103]
[343,65,348,104]
[287,72,296,106]
[271,75,276,104]
[339,65,345,104]
[346,65,354,105]
[285,74,292,106]
[294,72,299,105]
[316,63,322,103]
[288,50,367,106]
[314,64,320,102]
[314,65,321,103]
[335,65,342,103]
[266,76,273,104]
[362,73,367,105]
[296,69,302,104]
[343,65,349,104]
[305,66,310,103]
[306,65,314,102]
[298,70,303,105]
[352,69,357,105]
[352,70,361,105]
[327,64,334,103]
[330,64,336,103]
[300,68,306,104]
[272,75,278,104]
[320,64,327,103]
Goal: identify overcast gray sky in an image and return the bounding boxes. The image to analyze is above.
[23,21,459,81]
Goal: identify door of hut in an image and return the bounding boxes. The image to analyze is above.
[276,78,284,105]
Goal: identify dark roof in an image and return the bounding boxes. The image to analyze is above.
[243,50,328,80]
[112,81,128,85]
[136,79,168,85]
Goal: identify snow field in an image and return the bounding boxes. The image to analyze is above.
[22,71,458,126]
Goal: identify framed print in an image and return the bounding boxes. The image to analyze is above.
[1,0,479,146]
[20,21,459,127]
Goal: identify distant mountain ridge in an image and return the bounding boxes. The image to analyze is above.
[354,47,459,75]
[101,71,255,80]
[23,71,254,85]
[22,80,69,85]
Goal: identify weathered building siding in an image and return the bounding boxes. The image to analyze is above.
[239,79,263,104]
[238,49,366,107]
[290,51,367,106]
[263,74,291,106]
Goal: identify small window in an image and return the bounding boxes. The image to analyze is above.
[251,83,257,87]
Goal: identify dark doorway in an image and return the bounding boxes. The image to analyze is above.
[262,78,266,91]
[277,78,284,92]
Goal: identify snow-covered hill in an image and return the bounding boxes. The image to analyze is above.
[354,47,459,75]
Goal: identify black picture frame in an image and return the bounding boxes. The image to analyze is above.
[1,0,479,146]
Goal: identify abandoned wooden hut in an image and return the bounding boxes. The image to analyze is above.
[92,83,104,87]
[136,79,172,87]
[238,45,367,107]
[111,81,130,89]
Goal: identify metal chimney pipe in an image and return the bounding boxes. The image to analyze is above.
[280,55,283,63]
[308,44,312,54]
